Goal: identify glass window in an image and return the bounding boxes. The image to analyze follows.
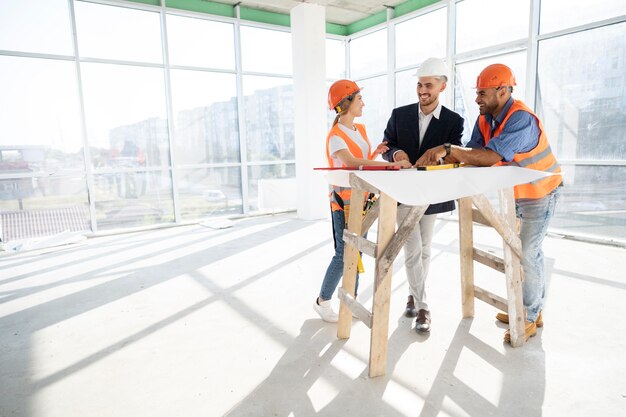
[242,76,294,162]
[74,2,163,63]
[93,170,174,230]
[354,76,389,147]
[0,0,73,56]
[166,15,235,70]
[455,52,527,144]
[456,0,530,53]
[551,165,626,242]
[0,56,84,172]
[247,164,295,212]
[536,23,626,161]
[170,70,239,165]
[80,63,170,170]
[240,26,292,75]
[395,8,447,69]
[326,38,346,80]
[349,29,387,79]
[176,167,242,220]
[540,0,625,34]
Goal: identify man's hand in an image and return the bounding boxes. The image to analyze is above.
[393,150,410,163]
[393,160,413,169]
[373,141,389,157]
[415,146,446,166]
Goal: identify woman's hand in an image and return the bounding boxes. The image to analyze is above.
[373,141,389,156]
[393,160,413,169]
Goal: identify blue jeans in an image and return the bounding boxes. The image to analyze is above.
[319,209,359,301]
[516,187,560,322]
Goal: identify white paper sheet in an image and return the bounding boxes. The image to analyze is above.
[324,166,557,206]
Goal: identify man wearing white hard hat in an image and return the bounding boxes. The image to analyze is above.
[380,57,464,333]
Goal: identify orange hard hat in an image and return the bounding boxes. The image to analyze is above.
[475,64,517,89]
[328,79,362,111]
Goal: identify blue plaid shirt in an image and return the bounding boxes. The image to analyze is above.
[466,97,540,162]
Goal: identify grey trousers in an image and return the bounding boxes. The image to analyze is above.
[396,205,437,311]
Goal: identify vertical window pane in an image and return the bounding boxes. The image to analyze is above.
[395,8,447,69]
[540,0,624,34]
[326,38,346,80]
[350,29,386,79]
[0,56,84,172]
[170,70,239,165]
[166,15,235,69]
[74,2,163,63]
[177,167,242,220]
[0,0,73,55]
[81,63,170,170]
[354,76,389,146]
[537,23,626,161]
[243,76,294,162]
[240,26,292,75]
[537,23,626,241]
[455,52,527,144]
[93,170,174,230]
[456,0,529,53]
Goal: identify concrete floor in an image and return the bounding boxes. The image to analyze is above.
[0,212,624,417]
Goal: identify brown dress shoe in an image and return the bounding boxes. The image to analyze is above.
[496,311,543,327]
[415,309,431,333]
[405,295,417,318]
[504,320,537,343]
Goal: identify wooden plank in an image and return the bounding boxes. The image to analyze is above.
[499,187,525,347]
[471,194,523,260]
[337,181,367,340]
[458,197,475,318]
[343,230,377,258]
[368,191,397,377]
[375,205,427,279]
[471,208,491,227]
[338,287,372,328]
[474,285,508,312]
[473,248,505,273]
[349,174,380,195]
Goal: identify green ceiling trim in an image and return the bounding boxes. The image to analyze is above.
[240,7,290,27]
[164,0,234,18]
[394,0,441,18]
[346,10,387,35]
[326,22,348,36]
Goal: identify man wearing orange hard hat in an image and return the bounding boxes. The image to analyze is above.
[416,63,563,343]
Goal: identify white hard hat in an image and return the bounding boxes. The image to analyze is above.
[415,57,449,79]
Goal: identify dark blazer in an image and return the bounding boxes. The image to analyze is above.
[382,103,464,215]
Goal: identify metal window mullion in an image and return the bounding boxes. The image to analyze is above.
[386,6,395,111]
[526,0,541,109]
[446,0,457,110]
[159,0,180,223]
[234,5,249,215]
[537,14,626,41]
[68,0,98,234]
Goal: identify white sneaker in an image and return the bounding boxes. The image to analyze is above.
[313,298,338,323]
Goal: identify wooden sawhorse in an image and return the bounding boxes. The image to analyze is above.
[336,173,525,378]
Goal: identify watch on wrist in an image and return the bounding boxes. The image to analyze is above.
[443,143,451,157]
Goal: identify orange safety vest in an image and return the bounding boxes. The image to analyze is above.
[478,100,562,199]
[325,123,373,211]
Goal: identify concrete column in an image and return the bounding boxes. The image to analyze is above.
[291,3,328,220]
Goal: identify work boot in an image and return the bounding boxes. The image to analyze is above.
[405,295,417,318]
[504,320,537,343]
[313,298,338,323]
[496,311,543,327]
[415,309,431,333]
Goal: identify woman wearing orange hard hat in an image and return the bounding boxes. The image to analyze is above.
[313,80,411,322]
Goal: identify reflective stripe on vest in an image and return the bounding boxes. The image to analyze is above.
[478,100,562,199]
[325,123,372,211]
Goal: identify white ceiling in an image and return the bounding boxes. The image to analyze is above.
[215,0,409,25]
